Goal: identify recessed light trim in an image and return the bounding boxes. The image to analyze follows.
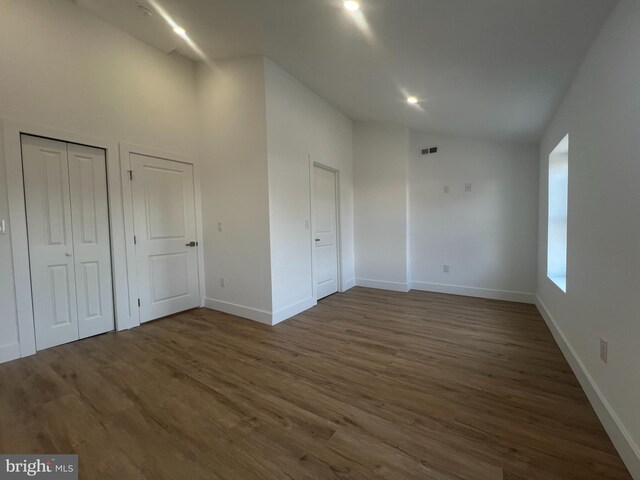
[407,96,419,105]
[173,26,187,37]
[344,1,360,12]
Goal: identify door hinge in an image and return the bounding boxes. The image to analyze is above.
[134,235,137,245]
[129,170,133,181]
[137,298,141,307]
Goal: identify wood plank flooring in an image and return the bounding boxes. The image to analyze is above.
[0,288,632,479]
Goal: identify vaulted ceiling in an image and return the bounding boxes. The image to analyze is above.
[76,0,618,142]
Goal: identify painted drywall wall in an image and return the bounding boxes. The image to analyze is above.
[410,133,538,302]
[354,122,411,291]
[197,57,274,321]
[0,123,19,362]
[0,0,198,155]
[264,59,355,317]
[0,0,198,359]
[537,0,640,475]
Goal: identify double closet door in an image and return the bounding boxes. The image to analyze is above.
[22,135,114,351]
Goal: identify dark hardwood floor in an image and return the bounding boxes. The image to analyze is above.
[0,288,631,479]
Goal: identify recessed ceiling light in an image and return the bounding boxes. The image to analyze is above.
[344,1,360,12]
[407,96,419,105]
[173,26,187,37]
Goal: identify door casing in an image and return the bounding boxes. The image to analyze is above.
[120,143,205,328]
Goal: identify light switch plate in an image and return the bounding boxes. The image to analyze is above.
[0,219,6,234]
[600,338,608,363]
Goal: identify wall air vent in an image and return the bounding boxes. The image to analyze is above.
[421,146,439,155]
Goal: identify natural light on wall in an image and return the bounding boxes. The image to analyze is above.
[547,134,569,292]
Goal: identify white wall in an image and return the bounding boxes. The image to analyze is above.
[264,59,355,319]
[537,0,640,475]
[0,0,198,156]
[0,125,19,362]
[354,122,411,291]
[0,0,198,360]
[410,133,538,302]
[197,57,273,321]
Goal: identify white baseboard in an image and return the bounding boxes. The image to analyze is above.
[536,297,640,479]
[342,278,356,291]
[355,278,411,292]
[412,281,535,304]
[204,298,272,325]
[205,296,318,326]
[0,343,21,364]
[272,297,317,325]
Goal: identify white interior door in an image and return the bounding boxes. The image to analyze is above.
[67,143,114,339]
[130,154,200,322]
[23,136,79,349]
[313,165,339,299]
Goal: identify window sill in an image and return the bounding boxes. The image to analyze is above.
[548,275,566,293]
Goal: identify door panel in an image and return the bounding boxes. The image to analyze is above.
[313,165,339,299]
[131,154,199,322]
[22,135,79,349]
[150,252,190,301]
[68,143,114,339]
[144,166,187,239]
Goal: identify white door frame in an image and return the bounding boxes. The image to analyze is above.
[3,121,126,358]
[119,143,205,329]
[309,160,342,301]
[2,121,204,362]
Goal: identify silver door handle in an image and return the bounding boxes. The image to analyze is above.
[315,239,320,242]
[186,241,198,247]
[65,253,73,257]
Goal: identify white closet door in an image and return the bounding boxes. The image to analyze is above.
[68,143,114,339]
[22,135,79,350]
[130,154,200,322]
[313,165,339,299]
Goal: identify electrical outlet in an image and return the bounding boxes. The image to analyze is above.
[220,278,225,288]
[465,183,472,192]
[600,338,608,364]
[443,185,450,194]
[443,264,450,273]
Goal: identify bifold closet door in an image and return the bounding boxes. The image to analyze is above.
[67,143,114,339]
[22,135,113,351]
[23,136,79,350]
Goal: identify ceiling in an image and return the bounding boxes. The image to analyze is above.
[76,0,618,143]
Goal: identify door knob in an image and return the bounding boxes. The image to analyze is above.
[315,239,320,242]
[186,241,198,247]
[65,253,73,257]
